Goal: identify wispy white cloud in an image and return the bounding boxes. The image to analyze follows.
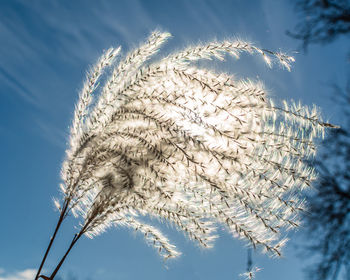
[0,268,36,280]
[0,65,40,107]
[35,118,67,149]
[0,0,156,119]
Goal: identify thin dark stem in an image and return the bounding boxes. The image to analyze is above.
[247,248,252,272]
[48,233,82,280]
[34,200,68,280]
[45,221,91,280]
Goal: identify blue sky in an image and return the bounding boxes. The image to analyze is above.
[0,1,349,280]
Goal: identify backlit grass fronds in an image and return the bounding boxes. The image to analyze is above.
[57,30,335,260]
[240,267,261,280]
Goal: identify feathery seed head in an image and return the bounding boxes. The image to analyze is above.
[57,31,333,260]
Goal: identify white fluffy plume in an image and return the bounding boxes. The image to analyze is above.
[56,30,333,260]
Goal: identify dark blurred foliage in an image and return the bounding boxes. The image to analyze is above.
[303,84,350,280]
[288,1,350,279]
[287,0,350,50]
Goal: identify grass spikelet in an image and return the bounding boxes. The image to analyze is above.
[35,30,337,280]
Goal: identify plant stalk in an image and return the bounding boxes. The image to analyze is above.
[47,233,82,280]
[42,221,91,280]
[34,200,69,280]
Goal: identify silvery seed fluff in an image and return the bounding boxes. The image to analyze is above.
[55,30,334,260]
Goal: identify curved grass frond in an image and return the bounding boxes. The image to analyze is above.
[57,31,333,260]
